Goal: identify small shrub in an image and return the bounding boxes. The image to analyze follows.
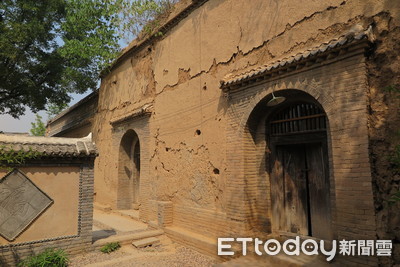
[18,248,69,267]
[100,242,120,253]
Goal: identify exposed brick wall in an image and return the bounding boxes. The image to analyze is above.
[110,115,151,221]
[157,201,173,227]
[172,205,228,237]
[224,49,377,265]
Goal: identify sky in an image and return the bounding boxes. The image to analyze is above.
[0,92,91,133]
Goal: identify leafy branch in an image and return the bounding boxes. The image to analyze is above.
[0,0,179,118]
[30,114,46,136]
[0,145,43,171]
[117,0,178,41]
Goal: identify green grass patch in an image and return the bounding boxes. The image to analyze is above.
[100,242,121,253]
[18,248,69,267]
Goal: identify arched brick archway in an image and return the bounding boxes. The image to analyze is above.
[117,129,141,210]
[226,88,336,239]
[224,60,376,248]
[262,93,332,240]
[224,85,332,232]
[223,51,377,265]
[111,112,151,220]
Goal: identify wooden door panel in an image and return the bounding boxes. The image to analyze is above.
[283,146,308,235]
[271,143,331,238]
[271,148,285,232]
[271,146,309,235]
[306,144,332,240]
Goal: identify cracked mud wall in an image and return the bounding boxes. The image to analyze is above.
[89,0,400,249]
[367,12,400,266]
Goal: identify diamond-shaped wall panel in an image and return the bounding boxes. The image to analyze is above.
[0,169,53,241]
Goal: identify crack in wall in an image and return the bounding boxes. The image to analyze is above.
[87,4,400,251]
[156,0,354,94]
[149,128,223,207]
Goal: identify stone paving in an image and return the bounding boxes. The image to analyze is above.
[69,208,217,266]
[70,241,217,267]
[73,209,332,266]
[93,209,148,233]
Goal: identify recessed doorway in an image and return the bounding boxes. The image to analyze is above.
[268,102,332,240]
[118,130,141,210]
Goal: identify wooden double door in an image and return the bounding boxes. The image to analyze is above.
[271,142,331,240]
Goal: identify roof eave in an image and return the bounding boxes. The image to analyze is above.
[220,36,371,91]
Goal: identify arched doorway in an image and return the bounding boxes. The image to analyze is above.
[118,130,141,210]
[131,140,140,206]
[267,101,331,240]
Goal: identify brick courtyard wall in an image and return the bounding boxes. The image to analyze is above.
[0,161,95,266]
[0,136,96,266]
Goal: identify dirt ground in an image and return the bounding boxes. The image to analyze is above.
[69,236,217,267]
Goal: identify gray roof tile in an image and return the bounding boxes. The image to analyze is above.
[220,26,373,89]
[0,134,98,158]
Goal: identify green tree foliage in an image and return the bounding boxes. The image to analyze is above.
[118,0,178,41]
[59,0,122,93]
[30,114,46,136]
[1,0,176,118]
[0,0,68,117]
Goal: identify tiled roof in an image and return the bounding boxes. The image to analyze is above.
[220,26,373,90]
[47,90,98,126]
[110,103,153,125]
[0,133,97,158]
